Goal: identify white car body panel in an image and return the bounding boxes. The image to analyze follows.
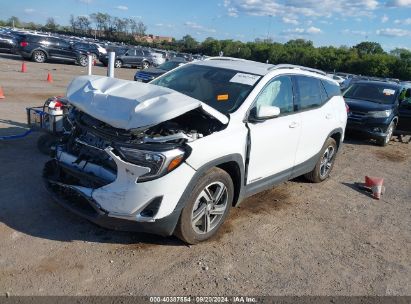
[185,122,247,170]
[246,113,302,183]
[151,52,166,66]
[56,146,196,220]
[92,158,196,220]
[295,96,347,165]
[96,44,107,54]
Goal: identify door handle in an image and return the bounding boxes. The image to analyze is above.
[289,122,298,128]
[326,113,333,119]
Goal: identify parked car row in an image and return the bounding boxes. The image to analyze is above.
[134,57,187,82]
[0,27,199,69]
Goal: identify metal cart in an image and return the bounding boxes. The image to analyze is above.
[26,96,71,154]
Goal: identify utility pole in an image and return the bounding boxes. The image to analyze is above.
[267,15,272,41]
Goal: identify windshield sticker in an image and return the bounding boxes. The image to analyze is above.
[383,89,395,95]
[230,73,260,86]
[217,94,229,101]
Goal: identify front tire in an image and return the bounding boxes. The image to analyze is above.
[175,168,233,244]
[37,134,59,155]
[32,50,46,63]
[114,59,122,68]
[305,138,337,183]
[377,121,395,146]
[142,61,150,69]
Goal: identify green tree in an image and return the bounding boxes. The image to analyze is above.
[7,16,20,28]
[354,42,384,56]
[180,35,198,52]
[45,17,58,31]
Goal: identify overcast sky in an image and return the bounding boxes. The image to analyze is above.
[2,0,411,50]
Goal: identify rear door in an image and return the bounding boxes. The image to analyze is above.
[56,39,76,60]
[41,37,60,58]
[293,75,335,168]
[246,75,302,184]
[134,50,145,65]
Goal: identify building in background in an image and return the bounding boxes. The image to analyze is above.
[136,34,173,43]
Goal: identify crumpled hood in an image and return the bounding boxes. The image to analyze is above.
[66,75,228,130]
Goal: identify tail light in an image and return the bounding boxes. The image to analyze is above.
[20,41,28,47]
[345,102,349,113]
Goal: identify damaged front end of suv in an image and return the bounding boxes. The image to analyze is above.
[43,75,227,236]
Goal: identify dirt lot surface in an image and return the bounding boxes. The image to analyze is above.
[0,54,410,296]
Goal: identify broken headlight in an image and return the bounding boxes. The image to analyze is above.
[118,147,185,182]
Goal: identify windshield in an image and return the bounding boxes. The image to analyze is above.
[159,61,183,71]
[344,83,398,104]
[151,64,260,114]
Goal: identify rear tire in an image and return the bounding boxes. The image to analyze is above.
[32,50,46,63]
[305,138,337,183]
[175,168,233,244]
[78,55,88,67]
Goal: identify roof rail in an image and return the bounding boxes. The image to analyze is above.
[269,64,326,76]
[204,56,248,62]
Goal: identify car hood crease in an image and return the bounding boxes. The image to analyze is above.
[66,75,228,130]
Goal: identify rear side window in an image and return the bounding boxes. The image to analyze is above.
[58,40,70,48]
[322,80,341,98]
[126,49,136,56]
[294,76,325,110]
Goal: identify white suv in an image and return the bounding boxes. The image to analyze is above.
[44,58,347,244]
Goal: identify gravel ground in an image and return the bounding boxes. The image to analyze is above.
[0,54,410,296]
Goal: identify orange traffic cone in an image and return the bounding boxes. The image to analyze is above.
[0,86,5,99]
[21,61,27,73]
[365,176,384,199]
[47,72,53,83]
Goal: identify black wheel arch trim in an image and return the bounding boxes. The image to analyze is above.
[31,48,49,59]
[166,154,246,234]
[328,127,344,149]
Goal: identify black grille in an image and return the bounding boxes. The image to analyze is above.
[48,181,99,217]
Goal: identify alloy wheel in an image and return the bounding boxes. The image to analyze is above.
[79,56,88,67]
[34,51,45,62]
[114,60,122,68]
[319,146,335,178]
[191,181,228,234]
[385,124,394,144]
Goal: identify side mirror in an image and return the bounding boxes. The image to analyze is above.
[250,105,281,121]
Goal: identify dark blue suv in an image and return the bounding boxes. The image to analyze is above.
[344,81,411,146]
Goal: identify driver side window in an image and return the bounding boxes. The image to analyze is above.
[255,76,294,114]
